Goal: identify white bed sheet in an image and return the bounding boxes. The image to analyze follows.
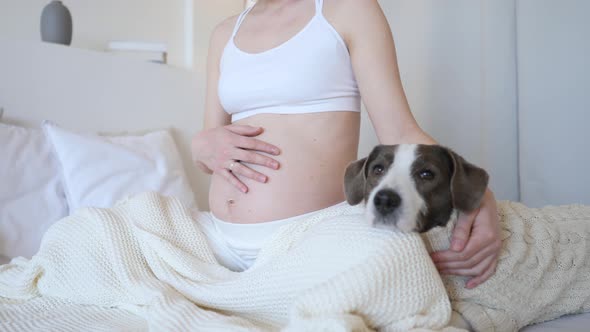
[0,248,587,331]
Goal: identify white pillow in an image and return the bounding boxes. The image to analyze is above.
[0,122,69,259]
[43,121,196,212]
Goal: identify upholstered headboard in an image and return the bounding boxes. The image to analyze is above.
[0,40,211,209]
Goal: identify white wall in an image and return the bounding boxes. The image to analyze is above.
[0,0,243,69]
[0,0,187,66]
[0,1,244,209]
[377,0,589,205]
[193,0,243,73]
[376,0,520,201]
[3,0,588,206]
[517,0,590,206]
[0,0,522,203]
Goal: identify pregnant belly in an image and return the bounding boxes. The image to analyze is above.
[208,111,360,223]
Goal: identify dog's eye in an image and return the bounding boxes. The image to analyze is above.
[372,165,385,175]
[419,170,434,180]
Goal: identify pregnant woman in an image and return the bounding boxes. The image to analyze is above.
[0,11,584,325]
[191,0,501,287]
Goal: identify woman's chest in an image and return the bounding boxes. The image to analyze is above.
[234,8,316,54]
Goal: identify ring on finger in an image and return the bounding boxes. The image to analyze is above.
[228,160,240,172]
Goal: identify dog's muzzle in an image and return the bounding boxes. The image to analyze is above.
[373,189,401,216]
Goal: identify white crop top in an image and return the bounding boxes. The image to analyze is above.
[218,0,361,122]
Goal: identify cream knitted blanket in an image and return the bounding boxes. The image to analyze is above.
[0,192,460,332]
[423,201,590,331]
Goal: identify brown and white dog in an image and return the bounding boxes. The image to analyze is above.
[344,144,489,329]
[344,144,489,233]
[344,144,590,331]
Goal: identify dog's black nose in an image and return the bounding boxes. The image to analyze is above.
[374,189,401,215]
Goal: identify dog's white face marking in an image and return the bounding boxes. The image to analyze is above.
[365,144,427,232]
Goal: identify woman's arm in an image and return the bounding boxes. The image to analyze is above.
[191,17,281,192]
[335,0,501,288]
[202,17,234,131]
[334,0,434,145]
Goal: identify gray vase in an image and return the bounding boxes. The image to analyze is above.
[41,1,73,45]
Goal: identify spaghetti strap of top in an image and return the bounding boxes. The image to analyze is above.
[315,0,323,14]
[232,0,324,38]
[231,5,254,38]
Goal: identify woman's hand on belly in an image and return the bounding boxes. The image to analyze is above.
[191,124,281,193]
[209,112,361,223]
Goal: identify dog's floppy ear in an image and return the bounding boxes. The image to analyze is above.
[444,147,489,212]
[344,157,368,205]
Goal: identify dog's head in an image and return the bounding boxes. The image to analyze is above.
[344,144,489,233]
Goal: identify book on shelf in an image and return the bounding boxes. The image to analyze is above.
[107,41,168,64]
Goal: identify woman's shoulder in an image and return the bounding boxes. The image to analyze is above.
[324,0,382,15]
[323,0,386,45]
[209,15,240,49]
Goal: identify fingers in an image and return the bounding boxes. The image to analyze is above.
[219,168,248,193]
[223,124,281,160]
[227,160,268,184]
[432,241,496,270]
[224,125,281,155]
[431,231,501,268]
[440,253,498,290]
[212,125,282,192]
[439,252,496,277]
[224,124,264,137]
[236,136,281,156]
[220,145,280,184]
[450,209,478,251]
[233,148,280,170]
[466,258,498,289]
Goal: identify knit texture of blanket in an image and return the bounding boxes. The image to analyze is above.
[0,192,462,332]
[423,201,590,332]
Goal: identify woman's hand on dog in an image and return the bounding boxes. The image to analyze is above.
[430,188,502,289]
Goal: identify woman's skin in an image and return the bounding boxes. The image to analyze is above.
[192,0,501,289]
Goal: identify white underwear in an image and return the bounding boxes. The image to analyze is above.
[196,202,347,272]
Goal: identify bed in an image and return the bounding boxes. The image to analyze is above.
[0,40,208,264]
[1,40,588,331]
